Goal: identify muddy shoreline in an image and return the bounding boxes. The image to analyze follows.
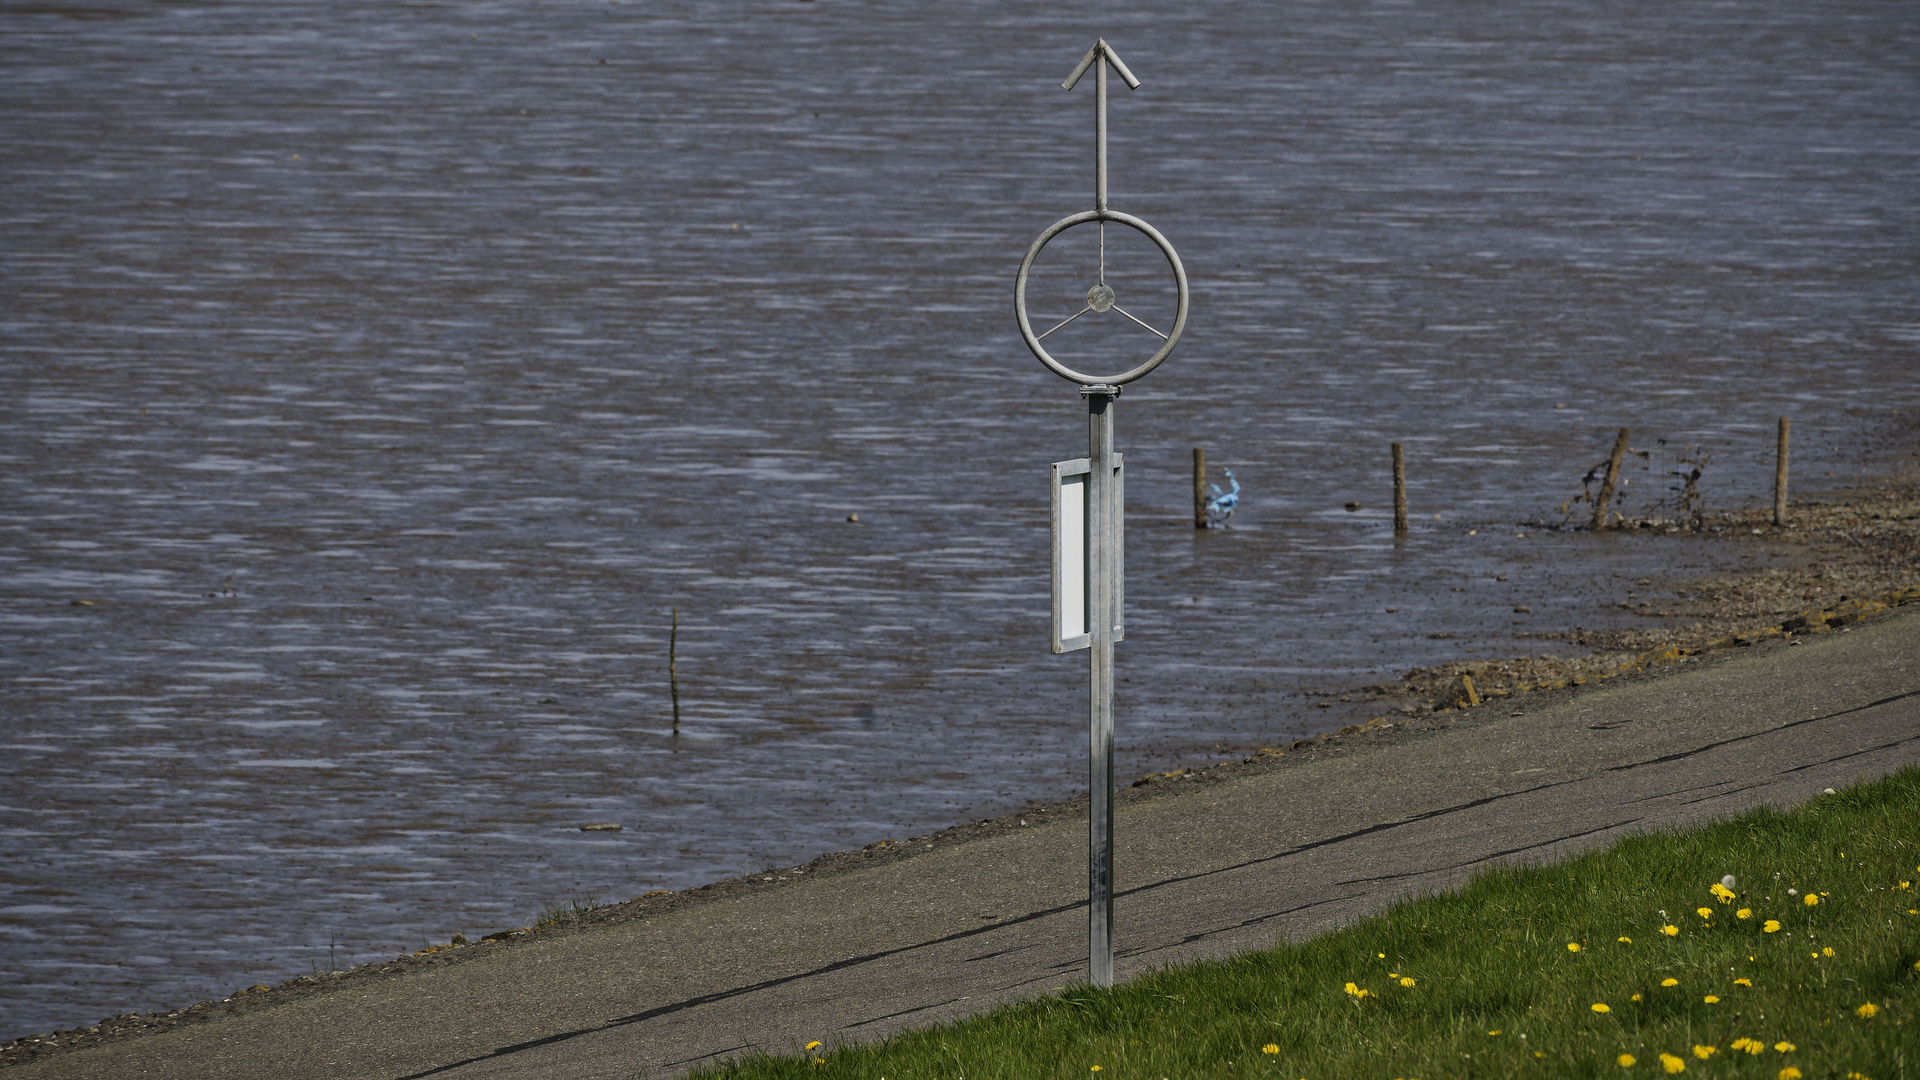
[5,478,1918,1068]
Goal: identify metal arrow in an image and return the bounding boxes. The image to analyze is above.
[1063,39,1139,215]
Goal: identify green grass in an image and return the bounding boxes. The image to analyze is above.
[533,894,603,928]
[691,768,1920,1079]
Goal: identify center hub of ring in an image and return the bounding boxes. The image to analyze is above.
[1087,283,1115,312]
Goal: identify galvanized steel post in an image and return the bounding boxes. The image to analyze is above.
[1019,38,1182,990]
[1084,384,1118,985]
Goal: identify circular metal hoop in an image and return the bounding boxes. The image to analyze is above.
[1015,209,1188,387]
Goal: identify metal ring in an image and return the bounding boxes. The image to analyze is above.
[1015,209,1188,386]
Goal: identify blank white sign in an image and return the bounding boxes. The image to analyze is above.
[1051,455,1122,654]
[1058,472,1087,642]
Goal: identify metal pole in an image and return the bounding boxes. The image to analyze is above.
[1083,384,1118,987]
[1094,57,1107,213]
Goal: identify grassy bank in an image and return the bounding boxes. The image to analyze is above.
[696,769,1920,1080]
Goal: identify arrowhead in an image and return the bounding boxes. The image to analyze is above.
[1062,38,1140,91]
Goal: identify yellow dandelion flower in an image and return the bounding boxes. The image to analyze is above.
[1592,1003,1611,1013]
[1704,995,1720,1004]
[1846,1073,1872,1080]
[1900,881,1911,890]
[1763,920,1782,933]
[1693,1044,1717,1060]
[1822,946,1835,956]
[1488,1030,1502,1036]
[1619,1053,1637,1066]
[1090,1067,1102,1073]
[1710,882,1735,901]
[1856,1002,1878,1018]
[1400,976,1415,987]
[1660,1052,1686,1073]
[1779,1069,1802,1080]
[812,1059,827,1067]
[1619,935,1633,943]
[1737,908,1753,919]
[1568,942,1582,952]
[1662,924,1680,936]
[1774,1041,1795,1052]
[1740,1039,1764,1055]
[1662,977,1680,987]
[1377,952,1385,958]
[1735,978,1752,986]
[1803,894,1819,907]
[1632,993,1643,1001]
[1696,907,1714,919]
[805,1042,823,1051]
[1345,981,1360,995]
[1261,1044,1279,1055]
[1730,1038,1752,1052]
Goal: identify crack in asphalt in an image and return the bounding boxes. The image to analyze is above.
[844,997,963,1030]
[1607,689,1920,772]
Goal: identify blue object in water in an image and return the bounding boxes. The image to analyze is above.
[1205,468,1240,527]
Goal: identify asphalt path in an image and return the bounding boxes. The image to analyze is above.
[14,607,1919,1080]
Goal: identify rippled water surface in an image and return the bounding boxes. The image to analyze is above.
[3,0,1918,1035]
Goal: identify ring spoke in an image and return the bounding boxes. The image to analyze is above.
[1037,306,1094,340]
[1109,304,1168,340]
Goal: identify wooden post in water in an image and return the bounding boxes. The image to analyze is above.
[1192,446,1209,529]
[1391,442,1408,535]
[1592,427,1630,529]
[1774,417,1791,527]
[669,607,681,737]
